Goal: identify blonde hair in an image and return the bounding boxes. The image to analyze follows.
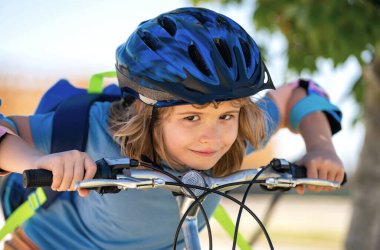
[108,97,268,177]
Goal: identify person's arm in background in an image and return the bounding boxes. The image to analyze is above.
[266,79,344,194]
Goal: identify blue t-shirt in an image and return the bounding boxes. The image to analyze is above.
[24,97,279,250]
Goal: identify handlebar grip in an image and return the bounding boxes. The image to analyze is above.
[23,169,53,188]
[23,158,116,189]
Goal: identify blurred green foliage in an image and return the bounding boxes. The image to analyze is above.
[191,0,379,70]
[192,0,242,5]
[252,0,379,71]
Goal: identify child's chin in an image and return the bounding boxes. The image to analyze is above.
[187,163,215,171]
[174,159,219,172]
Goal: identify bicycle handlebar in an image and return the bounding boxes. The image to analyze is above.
[23,158,347,196]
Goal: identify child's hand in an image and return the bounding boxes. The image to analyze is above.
[33,150,97,197]
[295,148,345,195]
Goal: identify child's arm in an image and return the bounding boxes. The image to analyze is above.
[0,117,96,196]
[267,80,344,194]
[0,119,42,173]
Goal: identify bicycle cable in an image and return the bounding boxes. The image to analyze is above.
[137,161,213,250]
[168,180,269,250]
[167,165,274,250]
[232,165,274,250]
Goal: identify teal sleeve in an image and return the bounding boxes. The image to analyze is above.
[29,112,54,154]
[0,98,18,133]
[289,94,342,135]
[0,114,18,134]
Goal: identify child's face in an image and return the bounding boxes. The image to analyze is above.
[161,100,240,171]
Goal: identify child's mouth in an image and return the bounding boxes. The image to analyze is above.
[190,150,217,157]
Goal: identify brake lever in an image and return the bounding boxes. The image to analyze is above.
[75,176,164,190]
[262,177,341,189]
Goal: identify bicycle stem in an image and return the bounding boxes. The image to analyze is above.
[176,195,203,250]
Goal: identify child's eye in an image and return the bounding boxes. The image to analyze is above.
[220,114,233,120]
[184,115,200,121]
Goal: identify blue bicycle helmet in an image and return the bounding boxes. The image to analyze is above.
[116,7,275,107]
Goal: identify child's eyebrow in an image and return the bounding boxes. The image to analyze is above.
[224,110,240,113]
[175,111,204,116]
[175,109,240,116]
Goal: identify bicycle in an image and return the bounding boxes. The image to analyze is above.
[23,158,346,250]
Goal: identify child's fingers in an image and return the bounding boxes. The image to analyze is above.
[76,157,96,197]
[78,188,90,197]
[51,162,64,191]
[306,163,319,192]
[58,160,74,191]
[313,168,327,192]
[295,160,307,194]
[295,185,305,195]
[36,151,95,193]
[324,170,337,192]
[336,169,345,184]
[70,157,85,190]
[83,156,97,180]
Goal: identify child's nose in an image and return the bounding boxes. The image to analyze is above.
[199,123,220,144]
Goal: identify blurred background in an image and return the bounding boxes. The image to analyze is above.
[1,0,379,249]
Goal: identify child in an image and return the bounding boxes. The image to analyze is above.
[0,7,344,250]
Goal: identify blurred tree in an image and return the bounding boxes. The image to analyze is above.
[192,0,380,249]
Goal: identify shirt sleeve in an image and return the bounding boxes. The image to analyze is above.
[246,96,280,155]
[29,112,54,154]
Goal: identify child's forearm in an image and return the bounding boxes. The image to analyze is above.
[0,133,42,174]
[298,111,335,152]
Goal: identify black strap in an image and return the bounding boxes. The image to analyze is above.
[51,94,113,153]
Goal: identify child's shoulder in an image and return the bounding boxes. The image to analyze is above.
[88,101,114,135]
[89,101,112,121]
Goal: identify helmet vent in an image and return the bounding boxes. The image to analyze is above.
[188,43,211,76]
[216,15,231,30]
[239,38,252,68]
[214,38,232,68]
[138,30,160,51]
[186,11,209,25]
[158,16,177,36]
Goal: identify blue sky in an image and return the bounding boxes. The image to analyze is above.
[0,0,364,172]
